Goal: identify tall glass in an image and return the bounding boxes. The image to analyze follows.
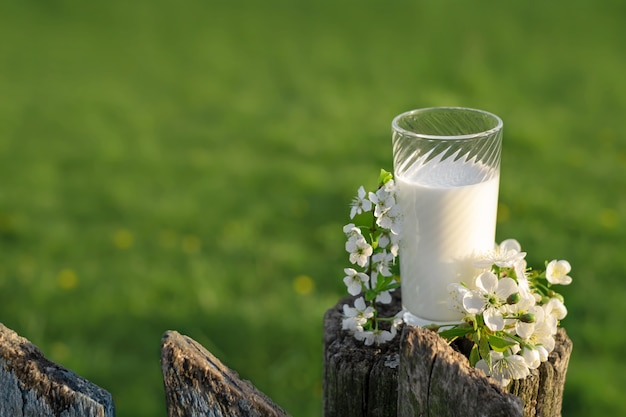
[391,107,503,324]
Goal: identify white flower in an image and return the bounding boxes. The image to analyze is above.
[346,235,373,268]
[476,351,530,386]
[447,283,470,314]
[513,259,537,307]
[546,260,572,285]
[343,268,368,296]
[536,345,550,362]
[475,239,527,269]
[342,297,374,332]
[378,232,390,248]
[355,328,394,346]
[389,242,400,257]
[378,230,400,256]
[354,310,402,345]
[368,188,395,214]
[483,308,507,332]
[382,179,397,196]
[502,282,535,322]
[513,258,527,279]
[390,311,404,336]
[350,186,372,219]
[343,223,361,237]
[372,250,395,277]
[543,297,568,321]
[368,188,402,234]
[462,272,519,331]
[515,305,545,340]
[521,347,541,370]
[517,311,557,355]
[376,204,402,233]
[500,238,522,253]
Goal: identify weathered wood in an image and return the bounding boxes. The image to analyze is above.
[323,294,572,417]
[507,327,573,417]
[161,330,290,417]
[0,323,115,417]
[323,293,402,417]
[398,324,523,417]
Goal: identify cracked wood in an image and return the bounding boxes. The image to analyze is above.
[0,323,115,417]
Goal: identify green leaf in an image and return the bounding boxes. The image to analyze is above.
[382,282,401,292]
[380,275,394,287]
[378,169,393,185]
[438,326,472,340]
[469,345,481,367]
[364,289,377,302]
[375,274,385,290]
[475,313,485,329]
[487,333,518,352]
[479,333,492,367]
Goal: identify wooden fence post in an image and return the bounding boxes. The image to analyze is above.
[161,330,290,417]
[323,293,401,417]
[0,323,115,417]
[323,294,572,417]
[398,324,523,417]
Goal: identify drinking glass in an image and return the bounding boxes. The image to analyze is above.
[391,107,503,323]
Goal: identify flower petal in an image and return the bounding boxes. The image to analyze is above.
[343,276,362,296]
[476,271,498,293]
[484,307,505,331]
[496,277,519,299]
[545,298,568,320]
[506,354,531,380]
[376,290,392,304]
[462,291,486,314]
[499,239,522,253]
[522,348,541,369]
[515,321,535,340]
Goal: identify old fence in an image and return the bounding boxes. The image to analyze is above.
[0,294,571,417]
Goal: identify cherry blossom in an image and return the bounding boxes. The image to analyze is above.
[475,239,527,269]
[462,271,519,331]
[372,250,395,277]
[343,268,368,296]
[476,351,530,386]
[350,186,372,219]
[543,297,568,321]
[355,328,394,346]
[546,260,572,285]
[342,297,374,332]
[345,235,372,268]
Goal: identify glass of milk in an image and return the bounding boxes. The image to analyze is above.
[391,107,503,324]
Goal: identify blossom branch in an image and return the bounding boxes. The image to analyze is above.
[341,170,402,346]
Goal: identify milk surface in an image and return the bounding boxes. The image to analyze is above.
[396,157,499,322]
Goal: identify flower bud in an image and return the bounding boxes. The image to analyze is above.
[506,292,521,305]
[519,313,536,323]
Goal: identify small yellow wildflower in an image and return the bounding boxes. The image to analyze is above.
[293,275,314,295]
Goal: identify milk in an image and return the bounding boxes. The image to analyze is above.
[396,156,499,322]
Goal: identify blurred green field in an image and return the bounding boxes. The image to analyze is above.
[0,1,625,416]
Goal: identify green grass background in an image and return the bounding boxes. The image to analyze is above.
[1,1,625,416]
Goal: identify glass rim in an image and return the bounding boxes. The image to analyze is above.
[391,107,503,141]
